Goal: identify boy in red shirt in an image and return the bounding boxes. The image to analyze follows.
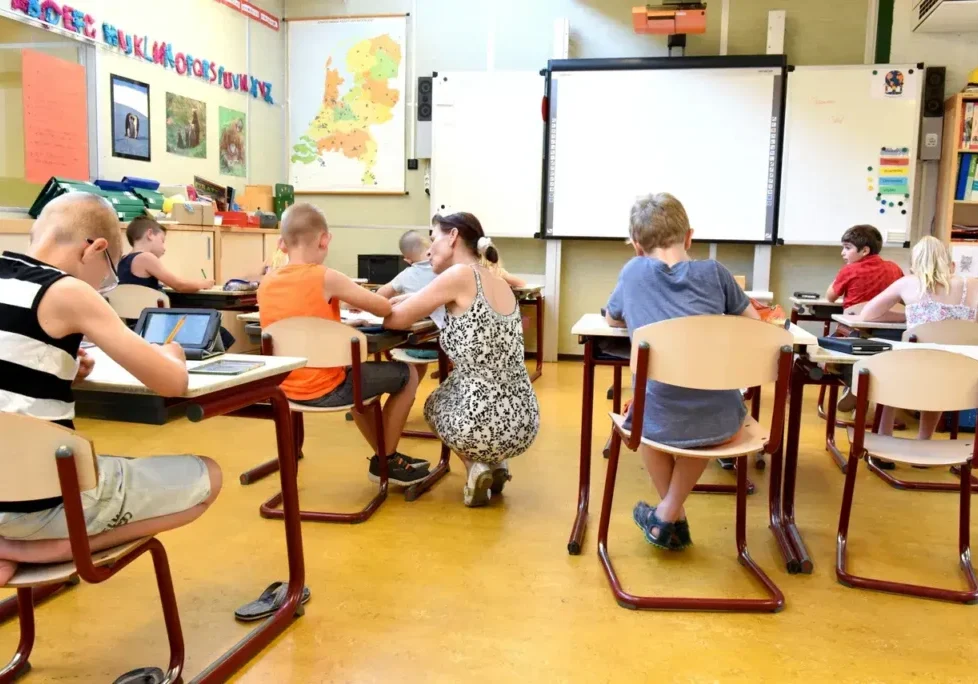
[825,224,903,308]
[825,224,903,413]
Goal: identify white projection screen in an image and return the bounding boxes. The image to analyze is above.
[542,57,786,244]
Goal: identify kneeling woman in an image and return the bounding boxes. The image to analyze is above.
[384,212,540,506]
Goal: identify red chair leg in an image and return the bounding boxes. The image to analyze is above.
[405,443,451,502]
[750,388,765,470]
[0,580,76,624]
[597,446,783,612]
[839,458,978,603]
[867,448,978,492]
[261,403,389,523]
[146,539,186,682]
[0,588,36,682]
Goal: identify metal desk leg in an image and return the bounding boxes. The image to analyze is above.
[568,338,595,555]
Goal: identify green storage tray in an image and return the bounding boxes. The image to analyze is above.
[132,188,165,212]
[28,177,100,218]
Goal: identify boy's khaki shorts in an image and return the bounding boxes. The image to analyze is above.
[0,454,212,541]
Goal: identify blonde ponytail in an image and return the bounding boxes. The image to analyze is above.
[911,236,952,295]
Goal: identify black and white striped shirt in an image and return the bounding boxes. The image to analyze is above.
[0,251,82,430]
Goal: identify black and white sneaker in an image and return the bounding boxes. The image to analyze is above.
[392,451,430,470]
[368,455,430,486]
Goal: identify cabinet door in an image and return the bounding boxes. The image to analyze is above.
[0,234,30,254]
[263,233,281,261]
[161,231,214,282]
[220,233,264,282]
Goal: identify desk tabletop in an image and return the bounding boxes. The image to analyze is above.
[745,290,774,302]
[790,297,842,308]
[807,339,978,366]
[165,287,257,298]
[75,349,306,398]
[830,314,907,330]
[571,313,817,347]
[236,310,436,333]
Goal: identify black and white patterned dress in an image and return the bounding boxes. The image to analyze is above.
[424,266,539,464]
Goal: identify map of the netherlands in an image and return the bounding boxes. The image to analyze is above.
[291,35,402,186]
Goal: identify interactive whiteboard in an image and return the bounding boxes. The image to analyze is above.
[542,56,786,243]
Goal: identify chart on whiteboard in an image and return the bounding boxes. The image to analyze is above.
[288,16,407,193]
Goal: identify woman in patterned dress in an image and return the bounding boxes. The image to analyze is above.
[383,212,540,506]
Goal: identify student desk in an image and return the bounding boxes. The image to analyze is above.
[789,297,842,335]
[165,287,258,310]
[829,314,907,332]
[566,313,817,556]
[73,349,307,682]
[514,286,545,382]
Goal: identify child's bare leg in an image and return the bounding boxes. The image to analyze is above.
[351,365,420,456]
[382,364,420,455]
[918,410,942,440]
[639,445,685,519]
[655,456,709,524]
[0,457,222,566]
[0,559,15,585]
[878,405,897,436]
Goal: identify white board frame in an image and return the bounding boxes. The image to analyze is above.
[778,63,923,246]
[429,70,545,238]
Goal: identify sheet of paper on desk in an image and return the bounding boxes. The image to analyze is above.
[341,310,385,326]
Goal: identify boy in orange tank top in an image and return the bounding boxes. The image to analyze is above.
[258,204,429,486]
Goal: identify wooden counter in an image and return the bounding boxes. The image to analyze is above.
[0,216,280,283]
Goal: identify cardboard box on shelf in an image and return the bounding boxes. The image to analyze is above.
[171,201,215,226]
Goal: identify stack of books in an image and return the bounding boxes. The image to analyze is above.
[955,152,978,200]
[963,102,978,150]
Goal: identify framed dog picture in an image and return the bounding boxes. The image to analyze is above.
[110,74,151,162]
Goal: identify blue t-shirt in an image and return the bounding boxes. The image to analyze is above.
[606,257,751,448]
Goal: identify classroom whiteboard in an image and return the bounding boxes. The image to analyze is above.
[543,57,785,243]
[779,64,923,245]
[430,71,544,238]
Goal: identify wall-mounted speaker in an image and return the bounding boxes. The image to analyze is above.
[415,75,434,159]
[919,65,945,161]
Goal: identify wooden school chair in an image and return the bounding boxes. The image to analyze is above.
[104,284,169,320]
[862,319,978,492]
[599,315,792,612]
[257,317,390,524]
[838,348,978,604]
[0,414,184,683]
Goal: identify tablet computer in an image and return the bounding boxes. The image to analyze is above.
[188,359,265,375]
[134,308,221,356]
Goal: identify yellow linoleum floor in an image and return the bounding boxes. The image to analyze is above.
[2,361,976,683]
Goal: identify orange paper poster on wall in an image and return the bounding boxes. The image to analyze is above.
[21,49,89,184]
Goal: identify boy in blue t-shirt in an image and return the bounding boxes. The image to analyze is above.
[605,192,759,551]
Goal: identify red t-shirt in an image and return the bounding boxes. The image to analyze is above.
[831,254,903,308]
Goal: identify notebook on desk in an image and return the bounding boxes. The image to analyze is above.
[818,337,892,356]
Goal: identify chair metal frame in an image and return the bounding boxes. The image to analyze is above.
[0,422,184,682]
[597,317,792,613]
[837,364,978,604]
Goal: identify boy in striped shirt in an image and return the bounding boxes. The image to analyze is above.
[0,193,221,586]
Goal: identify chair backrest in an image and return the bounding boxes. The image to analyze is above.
[853,348,978,412]
[902,319,978,345]
[631,315,793,390]
[263,317,367,368]
[0,413,98,502]
[106,284,169,320]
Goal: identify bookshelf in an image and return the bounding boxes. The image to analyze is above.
[937,93,978,243]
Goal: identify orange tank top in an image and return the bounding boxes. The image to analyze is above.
[258,263,345,401]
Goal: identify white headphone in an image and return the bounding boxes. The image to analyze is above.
[476,236,493,256]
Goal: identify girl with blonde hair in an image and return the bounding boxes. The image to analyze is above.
[859,236,978,449]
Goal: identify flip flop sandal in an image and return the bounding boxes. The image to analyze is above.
[113,667,163,684]
[234,581,311,622]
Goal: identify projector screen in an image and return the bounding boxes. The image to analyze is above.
[542,56,786,244]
